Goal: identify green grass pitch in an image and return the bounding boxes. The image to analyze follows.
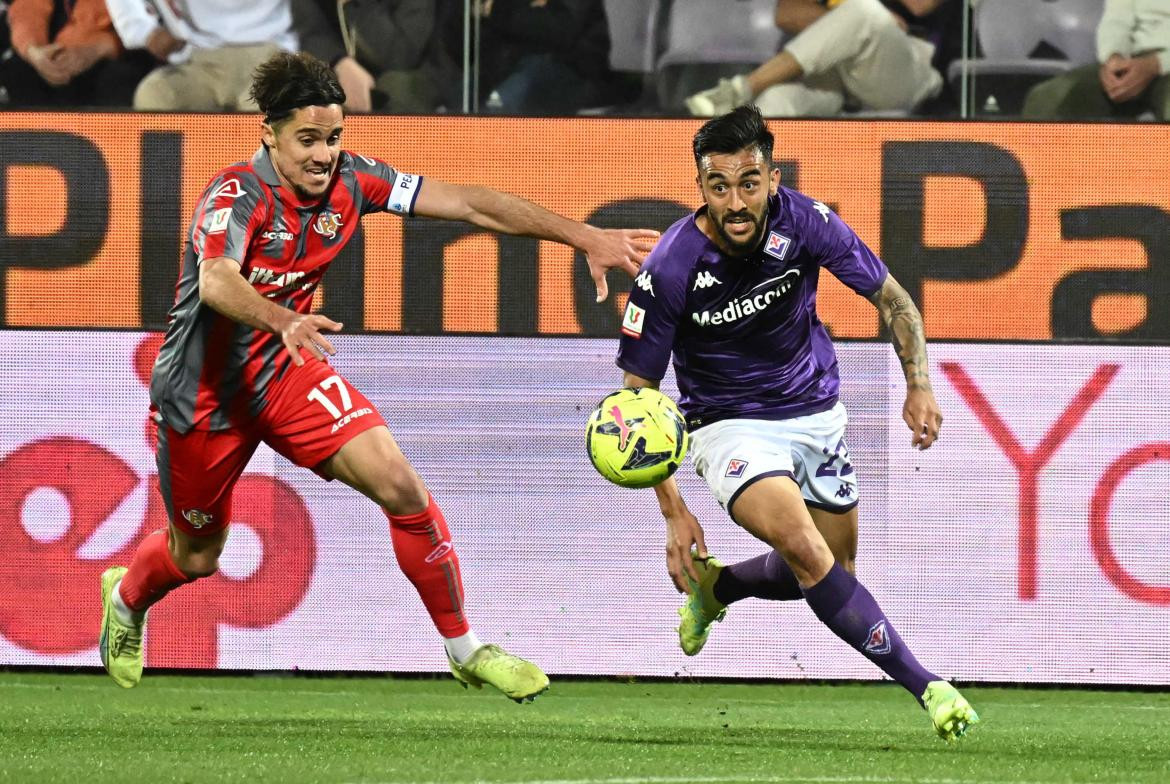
[2,672,1167,784]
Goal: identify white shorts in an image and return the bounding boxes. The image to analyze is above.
[689,402,858,516]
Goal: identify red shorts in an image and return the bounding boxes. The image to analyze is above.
[156,360,386,536]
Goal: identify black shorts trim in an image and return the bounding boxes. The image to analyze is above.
[805,497,859,513]
[727,469,796,520]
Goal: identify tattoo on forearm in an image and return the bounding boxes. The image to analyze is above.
[886,294,931,389]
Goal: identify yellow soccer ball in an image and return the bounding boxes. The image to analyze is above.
[586,387,689,489]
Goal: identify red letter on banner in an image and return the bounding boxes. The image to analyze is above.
[1089,443,1170,605]
[940,363,1120,600]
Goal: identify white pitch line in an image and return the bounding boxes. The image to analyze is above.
[346,776,1087,784]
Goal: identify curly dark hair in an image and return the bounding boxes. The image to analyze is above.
[249,51,346,125]
[692,105,775,171]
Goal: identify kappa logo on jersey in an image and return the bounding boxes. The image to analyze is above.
[864,621,891,654]
[207,207,232,234]
[693,271,722,290]
[182,509,214,529]
[359,155,378,167]
[210,177,245,200]
[312,212,343,239]
[635,270,655,296]
[764,232,792,260]
[725,459,749,478]
[621,301,646,337]
[691,269,801,327]
[813,201,832,223]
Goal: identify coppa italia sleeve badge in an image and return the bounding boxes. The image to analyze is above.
[622,301,646,338]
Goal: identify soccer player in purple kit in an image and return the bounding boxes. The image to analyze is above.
[616,106,979,740]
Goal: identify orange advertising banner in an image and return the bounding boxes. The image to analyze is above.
[0,114,1166,341]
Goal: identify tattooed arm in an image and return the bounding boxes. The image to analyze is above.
[868,274,943,449]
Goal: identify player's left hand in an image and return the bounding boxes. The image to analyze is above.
[583,228,659,303]
[903,386,942,450]
[664,508,708,593]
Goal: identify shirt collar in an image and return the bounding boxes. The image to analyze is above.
[252,146,283,186]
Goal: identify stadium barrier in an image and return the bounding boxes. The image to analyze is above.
[0,114,1166,684]
[0,113,1166,340]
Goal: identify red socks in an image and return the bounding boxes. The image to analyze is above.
[118,529,194,612]
[385,495,469,638]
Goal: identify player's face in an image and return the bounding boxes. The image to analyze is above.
[263,105,344,200]
[696,147,779,257]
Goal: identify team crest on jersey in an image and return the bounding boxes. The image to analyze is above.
[764,232,791,260]
[725,459,749,478]
[312,212,343,239]
[211,177,245,200]
[864,621,891,654]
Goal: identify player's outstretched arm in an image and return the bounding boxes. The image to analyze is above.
[412,178,658,302]
[867,274,942,449]
[623,371,708,591]
[200,256,342,366]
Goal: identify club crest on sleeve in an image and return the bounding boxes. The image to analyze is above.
[621,302,645,338]
[864,620,891,654]
[764,232,791,260]
[725,458,749,478]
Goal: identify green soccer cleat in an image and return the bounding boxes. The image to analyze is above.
[99,566,145,689]
[677,552,727,656]
[922,681,980,741]
[448,644,549,703]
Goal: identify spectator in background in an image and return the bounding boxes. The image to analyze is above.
[105,0,297,111]
[471,0,619,115]
[1023,0,1170,121]
[0,0,153,106]
[292,0,459,114]
[685,0,955,118]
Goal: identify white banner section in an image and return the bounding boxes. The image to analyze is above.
[1,333,1166,684]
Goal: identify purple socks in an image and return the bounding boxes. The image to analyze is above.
[713,551,803,604]
[802,562,936,702]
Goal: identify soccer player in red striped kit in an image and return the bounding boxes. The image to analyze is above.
[98,51,658,700]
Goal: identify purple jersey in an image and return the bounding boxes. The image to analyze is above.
[616,187,887,430]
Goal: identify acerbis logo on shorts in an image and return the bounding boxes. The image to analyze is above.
[864,621,890,654]
[424,541,453,563]
[182,509,214,529]
[331,406,373,433]
[725,459,749,478]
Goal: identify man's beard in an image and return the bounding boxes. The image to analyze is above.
[713,209,766,256]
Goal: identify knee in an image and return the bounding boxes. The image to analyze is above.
[133,70,175,111]
[838,557,855,575]
[373,462,430,515]
[173,550,220,579]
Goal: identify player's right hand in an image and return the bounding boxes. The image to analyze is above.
[664,508,708,593]
[280,313,343,366]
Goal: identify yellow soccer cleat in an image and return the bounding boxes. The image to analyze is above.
[448,644,549,703]
[99,566,145,689]
[922,681,980,741]
[677,552,727,656]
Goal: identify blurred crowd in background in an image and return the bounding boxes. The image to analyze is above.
[0,0,1164,120]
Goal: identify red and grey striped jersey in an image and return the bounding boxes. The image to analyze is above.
[150,146,421,433]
